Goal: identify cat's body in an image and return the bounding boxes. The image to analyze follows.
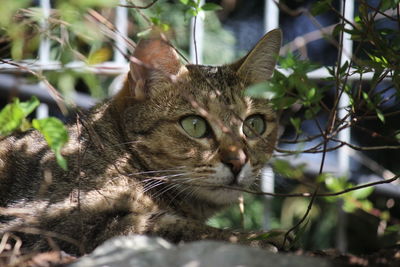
[0,30,282,255]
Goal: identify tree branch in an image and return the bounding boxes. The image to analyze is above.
[120,0,159,9]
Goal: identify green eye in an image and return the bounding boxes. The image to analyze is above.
[243,114,266,138]
[180,115,209,138]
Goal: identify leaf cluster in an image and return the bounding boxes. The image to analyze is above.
[179,0,222,18]
[0,97,69,170]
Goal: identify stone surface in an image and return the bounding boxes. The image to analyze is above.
[69,235,334,267]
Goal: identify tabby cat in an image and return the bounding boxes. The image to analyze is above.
[0,29,283,255]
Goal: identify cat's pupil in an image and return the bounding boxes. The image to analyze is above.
[193,119,198,129]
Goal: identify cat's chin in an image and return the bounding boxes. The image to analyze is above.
[194,187,243,205]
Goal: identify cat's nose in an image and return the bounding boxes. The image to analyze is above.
[220,145,247,176]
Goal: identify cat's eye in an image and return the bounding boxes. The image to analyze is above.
[243,114,266,138]
[180,115,209,138]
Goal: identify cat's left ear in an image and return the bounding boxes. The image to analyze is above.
[233,29,282,85]
[114,32,186,109]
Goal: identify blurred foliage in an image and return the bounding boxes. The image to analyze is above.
[245,53,326,121]
[131,0,235,64]
[0,0,234,96]
[208,194,267,230]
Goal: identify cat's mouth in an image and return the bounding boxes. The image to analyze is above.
[189,162,256,204]
[227,178,242,187]
[209,179,242,191]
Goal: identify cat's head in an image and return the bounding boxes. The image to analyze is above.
[114,30,281,205]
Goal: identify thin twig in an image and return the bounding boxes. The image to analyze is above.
[120,0,159,9]
[330,138,400,151]
[0,59,68,114]
[281,135,327,248]
[193,15,199,64]
[359,0,398,22]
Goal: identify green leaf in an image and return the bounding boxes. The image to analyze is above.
[384,224,400,235]
[310,0,332,16]
[159,23,170,32]
[380,210,390,221]
[376,109,385,123]
[74,0,118,8]
[0,0,31,27]
[57,73,76,101]
[343,199,357,213]
[87,47,112,65]
[180,0,189,4]
[137,28,153,38]
[326,66,336,76]
[365,51,389,68]
[332,24,345,37]
[304,106,321,119]
[280,53,296,69]
[0,101,24,136]
[80,73,105,99]
[0,97,40,136]
[248,230,283,241]
[324,175,349,192]
[362,92,374,110]
[380,0,400,11]
[245,82,280,100]
[273,159,305,179]
[272,97,297,110]
[19,96,40,116]
[185,8,198,18]
[201,3,222,11]
[339,61,349,76]
[306,87,316,100]
[359,199,373,212]
[395,130,400,142]
[290,117,302,134]
[150,16,161,25]
[32,118,69,171]
[350,186,374,199]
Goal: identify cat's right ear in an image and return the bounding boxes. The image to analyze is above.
[232,29,282,86]
[114,34,185,109]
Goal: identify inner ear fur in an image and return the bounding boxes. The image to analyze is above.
[233,29,282,85]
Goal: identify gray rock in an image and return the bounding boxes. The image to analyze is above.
[69,235,333,267]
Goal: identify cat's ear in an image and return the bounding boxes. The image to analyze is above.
[115,33,186,107]
[233,29,282,85]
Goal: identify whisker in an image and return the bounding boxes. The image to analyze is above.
[142,173,193,194]
[143,180,165,193]
[165,183,188,204]
[152,183,181,199]
[128,168,186,176]
[142,173,189,182]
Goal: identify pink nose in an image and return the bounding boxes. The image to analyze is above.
[220,145,247,176]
